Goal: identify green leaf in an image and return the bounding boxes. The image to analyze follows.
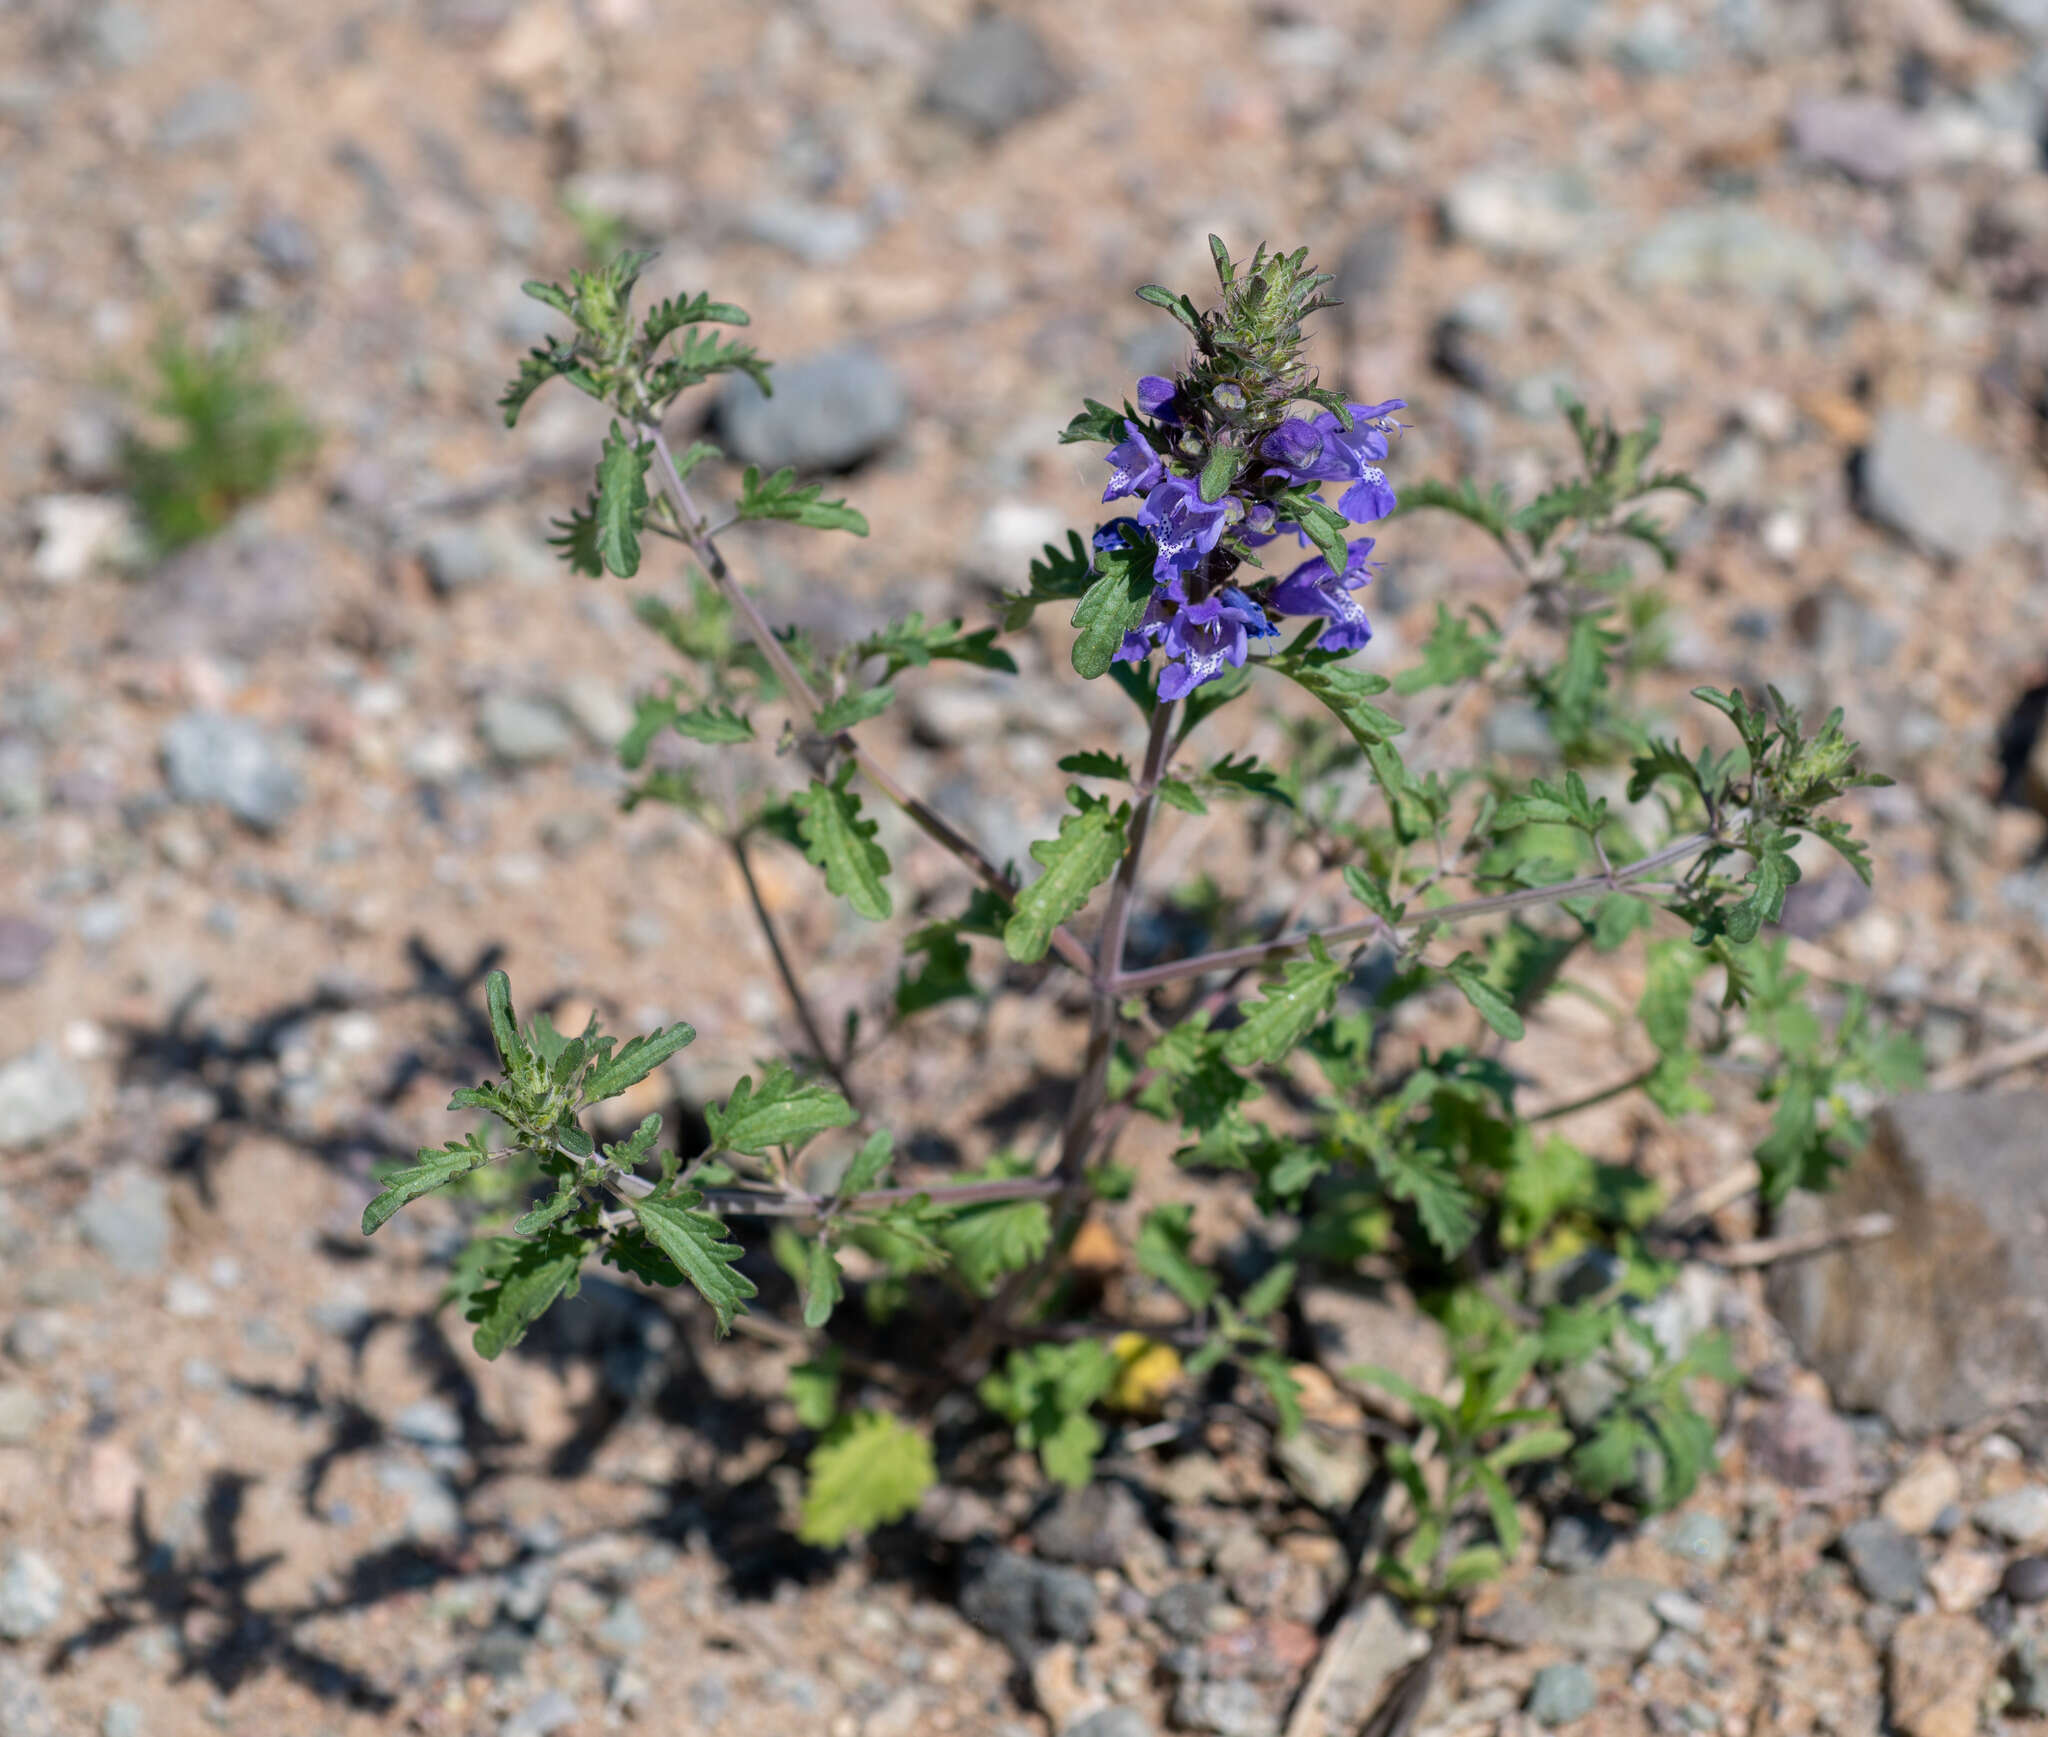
[583,1017,697,1103]
[1058,750,1132,782]
[484,969,527,1075]
[363,1133,494,1234]
[793,767,892,921]
[463,1230,586,1359]
[1156,777,1207,815]
[1342,864,1406,926]
[514,1178,583,1237]
[896,924,976,1016]
[1471,1462,1522,1557]
[1369,1140,1482,1260]
[1640,941,1704,1056]
[499,338,596,428]
[1222,938,1346,1067]
[641,290,750,348]
[1726,828,1800,944]
[1069,544,1153,680]
[1486,1425,1575,1473]
[1135,1204,1218,1311]
[708,1062,855,1156]
[1390,476,1514,543]
[1266,649,1403,753]
[939,1196,1053,1293]
[813,685,894,734]
[1446,953,1526,1040]
[788,1350,842,1431]
[671,703,755,744]
[979,1341,1120,1490]
[1247,1352,1305,1439]
[1201,752,1291,805]
[1003,787,1130,964]
[802,1238,843,1329]
[628,1190,756,1333]
[1393,602,1499,695]
[1135,282,1204,339]
[1494,771,1605,834]
[735,465,868,535]
[1347,1365,1455,1437]
[797,1411,936,1545]
[837,1130,895,1200]
[1060,399,1129,446]
[596,421,653,578]
[1240,1259,1297,1319]
[547,498,605,577]
[856,613,1018,678]
[1500,1130,1592,1248]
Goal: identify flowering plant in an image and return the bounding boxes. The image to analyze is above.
[361,239,1910,1645]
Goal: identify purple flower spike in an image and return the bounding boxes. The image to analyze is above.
[1136,375,1184,423]
[1138,474,1232,582]
[1261,418,1326,472]
[1268,539,1378,652]
[1156,589,1270,699]
[1103,421,1166,503]
[1260,398,1407,525]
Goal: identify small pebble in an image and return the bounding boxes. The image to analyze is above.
[2004,1556,2048,1605]
[1528,1661,1598,1725]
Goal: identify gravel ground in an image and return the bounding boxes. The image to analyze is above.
[7,1,2048,1734]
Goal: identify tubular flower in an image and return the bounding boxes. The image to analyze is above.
[1267,538,1378,652]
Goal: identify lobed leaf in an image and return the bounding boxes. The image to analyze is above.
[707,1062,856,1156]
[797,1411,936,1545]
[363,1133,494,1234]
[793,767,892,921]
[628,1190,756,1334]
[1003,788,1130,963]
[596,422,653,577]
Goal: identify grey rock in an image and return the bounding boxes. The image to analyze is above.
[1032,1481,1144,1569]
[742,198,873,266]
[1463,1574,1662,1656]
[1975,1486,2048,1545]
[595,1596,645,1653]
[717,347,906,473]
[1626,206,1849,309]
[1275,1426,1372,1512]
[251,213,318,278]
[924,14,1069,139]
[1064,1712,1154,1737]
[1439,0,1600,62]
[1336,223,1405,320]
[1652,1588,1708,1633]
[161,711,304,833]
[1791,95,1924,185]
[502,1689,578,1737]
[418,526,498,595]
[51,406,124,487]
[0,1549,64,1639]
[2012,1631,2048,1716]
[102,1701,145,1737]
[1838,1518,1924,1607]
[0,916,54,989]
[1172,1677,1276,1737]
[469,1623,529,1680]
[0,1660,56,1737]
[1298,1280,1450,1423]
[122,535,324,660]
[0,737,42,818]
[1441,168,1600,261]
[1768,1091,2048,1435]
[75,1167,169,1272]
[0,1046,92,1152]
[4,1314,61,1368]
[375,1456,461,1541]
[1528,1661,1599,1725]
[959,1545,1096,1655]
[76,898,130,948]
[154,80,252,152]
[0,1384,45,1445]
[86,4,154,70]
[1967,0,2048,42]
[1482,698,1558,760]
[1151,1581,1221,1644]
[499,1557,554,1625]
[1612,2,1694,74]
[1858,412,2017,562]
[478,694,576,766]
[2005,1556,2048,1603]
[1744,1393,1859,1500]
[1660,1511,1732,1572]
[1544,1510,1623,1574]
[1309,1595,1430,1730]
[394,1396,464,1448]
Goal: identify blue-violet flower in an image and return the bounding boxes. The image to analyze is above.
[1103,421,1165,503]
[1138,474,1233,582]
[1267,539,1378,652]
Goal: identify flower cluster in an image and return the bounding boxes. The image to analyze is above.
[1077,243,1408,699]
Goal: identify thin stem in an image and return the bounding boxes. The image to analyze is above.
[730,832,859,1107]
[1112,829,1718,996]
[601,1171,1061,1222]
[640,424,1095,982]
[1526,1061,1658,1122]
[1054,698,1179,1184]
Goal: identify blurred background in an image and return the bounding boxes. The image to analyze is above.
[6,1,2048,1734]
